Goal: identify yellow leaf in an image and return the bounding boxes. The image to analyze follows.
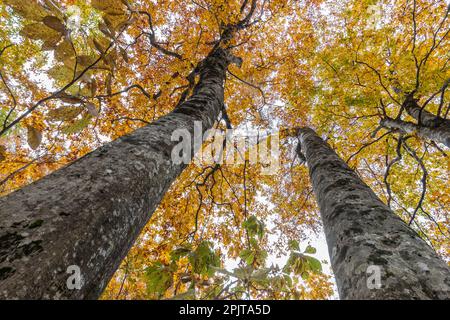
[91,0,127,16]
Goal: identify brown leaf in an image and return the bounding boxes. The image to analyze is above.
[90,79,98,97]
[47,64,74,83]
[120,47,129,63]
[47,106,82,121]
[27,126,42,150]
[93,38,107,54]
[54,40,74,62]
[41,37,61,51]
[0,145,6,162]
[57,93,83,104]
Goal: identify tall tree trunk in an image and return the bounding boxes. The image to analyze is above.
[0,48,233,299]
[401,96,450,147]
[381,117,450,148]
[297,127,450,300]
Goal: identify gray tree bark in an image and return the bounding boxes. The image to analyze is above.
[402,96,450,147]
[0,48,234,299]
[297,127,450,300]
[380,117,450,148]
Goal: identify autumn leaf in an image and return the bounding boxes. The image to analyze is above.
[145,262,174,295]
[42,16,66,34]
[85,102,99,117]
[47,106,82,122]
[20,23,62,42]
[4,0,48,21]
[1,0,448,302]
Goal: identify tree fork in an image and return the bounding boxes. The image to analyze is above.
[0,47,237,299]
[380,117,450,148]
[297,127,450,299]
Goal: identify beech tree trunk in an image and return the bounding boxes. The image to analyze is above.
[381,117,450,148]
[297,127,450,300]
[0,48,232,299]
[402,96,450,147]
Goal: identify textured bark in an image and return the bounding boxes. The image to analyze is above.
[297,127,450,300]
[0,48,232,299]
[381,117,450,148]
[403,96,450,127]
[402,96,450,147]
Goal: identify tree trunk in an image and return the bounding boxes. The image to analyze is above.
[297,127,450,300]
[381,117,450,148]
[402,96,450,147]
[0,48,232,299]
[403,95,450,127]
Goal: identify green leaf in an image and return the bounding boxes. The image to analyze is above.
[91,0,127,15]
[54,40,75,63]
[0,145,6,162]
[283,274,293,287]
